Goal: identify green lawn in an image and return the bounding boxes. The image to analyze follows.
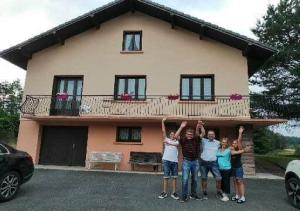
[255,149,300,170]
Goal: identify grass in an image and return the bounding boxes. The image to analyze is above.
[255,148,300,170]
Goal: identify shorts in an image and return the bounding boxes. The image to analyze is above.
[163,160,178,178]
[199,159,222,181]
[231,167,244,179]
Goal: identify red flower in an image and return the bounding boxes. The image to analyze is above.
[121,94,133,101]
[167,95,179,100]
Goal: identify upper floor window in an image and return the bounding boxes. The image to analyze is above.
[181,75,214,100]
[122,31,142,51]
[115,76,146,100]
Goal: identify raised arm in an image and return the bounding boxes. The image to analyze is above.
[174,121,187,139]
[237,126,244,150]
[161,117,167,139]
[231,145,251,155]
[195,120,205,139]
[164,139,179,146]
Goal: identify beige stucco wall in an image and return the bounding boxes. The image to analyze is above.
[24,12,249,97]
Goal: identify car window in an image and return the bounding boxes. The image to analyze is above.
[0,144,8,154]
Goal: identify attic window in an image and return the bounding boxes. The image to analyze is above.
[122,31,142,51]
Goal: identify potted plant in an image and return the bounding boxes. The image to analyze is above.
[56,92,68,101]
[230,94,243,101]
[120,93,133,101]
[167,94,179,100]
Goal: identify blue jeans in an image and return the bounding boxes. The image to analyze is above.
[163,160,178,178]
[232,167,244,179]
[182,159,199,198]
[199,160,222,181]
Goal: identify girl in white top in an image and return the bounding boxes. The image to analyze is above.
[158,117,180,200]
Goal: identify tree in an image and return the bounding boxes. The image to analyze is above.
[253,127,287,154]
[0,80,23,142]
[251,0,300,121]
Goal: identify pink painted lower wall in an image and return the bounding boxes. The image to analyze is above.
[87,122,164,171]
[16,119,255,174]
[17,119,42,164]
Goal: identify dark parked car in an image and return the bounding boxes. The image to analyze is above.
[0,142,34,202]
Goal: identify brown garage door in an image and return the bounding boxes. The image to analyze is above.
[39,126,88,166]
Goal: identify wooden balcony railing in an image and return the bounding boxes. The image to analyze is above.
[19,94,288,119]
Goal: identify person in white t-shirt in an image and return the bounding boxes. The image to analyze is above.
[158,117,180,200]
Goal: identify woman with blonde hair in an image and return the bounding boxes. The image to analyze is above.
[216,126,249,202]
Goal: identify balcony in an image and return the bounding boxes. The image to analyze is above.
[20,95,290,124]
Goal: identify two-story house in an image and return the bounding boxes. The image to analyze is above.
[0,0,287,175]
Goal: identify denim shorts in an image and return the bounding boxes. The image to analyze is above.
[163,160,178,178]
[231,167,244,179]
[199,160,222,181]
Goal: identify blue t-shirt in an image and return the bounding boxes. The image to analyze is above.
[216,148,231,170]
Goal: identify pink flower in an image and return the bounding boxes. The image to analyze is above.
[230,94,243,100]
[56,92,68,101]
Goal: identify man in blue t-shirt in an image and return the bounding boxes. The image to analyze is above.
[199,129,227,201]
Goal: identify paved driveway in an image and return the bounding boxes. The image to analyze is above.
[1,169,297,211]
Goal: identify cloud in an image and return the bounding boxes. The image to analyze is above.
[0,0,280,85]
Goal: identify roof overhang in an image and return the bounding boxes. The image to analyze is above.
[0,0,276,77]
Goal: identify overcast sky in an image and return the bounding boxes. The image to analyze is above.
[1,0,298,137]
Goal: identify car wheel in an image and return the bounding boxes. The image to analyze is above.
[0,171,20,202]
[286,177,300,209]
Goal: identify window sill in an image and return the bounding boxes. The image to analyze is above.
[114,142,143,145]
[120,51,144,54]
[178,100,217,104]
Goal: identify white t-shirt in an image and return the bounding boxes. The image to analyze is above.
[200,138,220,161]
[162,138,179,163]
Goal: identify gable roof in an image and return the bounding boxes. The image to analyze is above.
[0,0,276,76]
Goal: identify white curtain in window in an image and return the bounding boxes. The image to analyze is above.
[204,78,212,100]
[117,79,125,97]
[182,78,189,99]
[192,78,201,100]
[119,128,129,140]
[125,34,133,51]
[133,34,140,50]
[132,128,141,140]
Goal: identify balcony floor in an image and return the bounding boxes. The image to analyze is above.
[21,114,287,127]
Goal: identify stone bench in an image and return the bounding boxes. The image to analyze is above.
[129,151,162,171]
[86,152,122,171]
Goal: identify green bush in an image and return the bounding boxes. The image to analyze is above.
[295,145,300,156]
[256,155,298,169]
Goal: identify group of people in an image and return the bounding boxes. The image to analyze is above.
[158,118,250,203]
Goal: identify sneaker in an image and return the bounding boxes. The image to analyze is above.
[190,194,201,200]
[158,192,168,199]
[216,191,228,202]
[221,193,229,202]
[180,196,188,203]
[237,197,246,204]
[202,191,208,200]
[171,192,180,200]
[231,195,239,201]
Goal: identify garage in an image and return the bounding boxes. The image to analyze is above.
[39,126,88,166]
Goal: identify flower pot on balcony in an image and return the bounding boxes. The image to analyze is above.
[167,95,179,100]
[230,94,243,101]
[120,94,133,101]
[56,93,68,101]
